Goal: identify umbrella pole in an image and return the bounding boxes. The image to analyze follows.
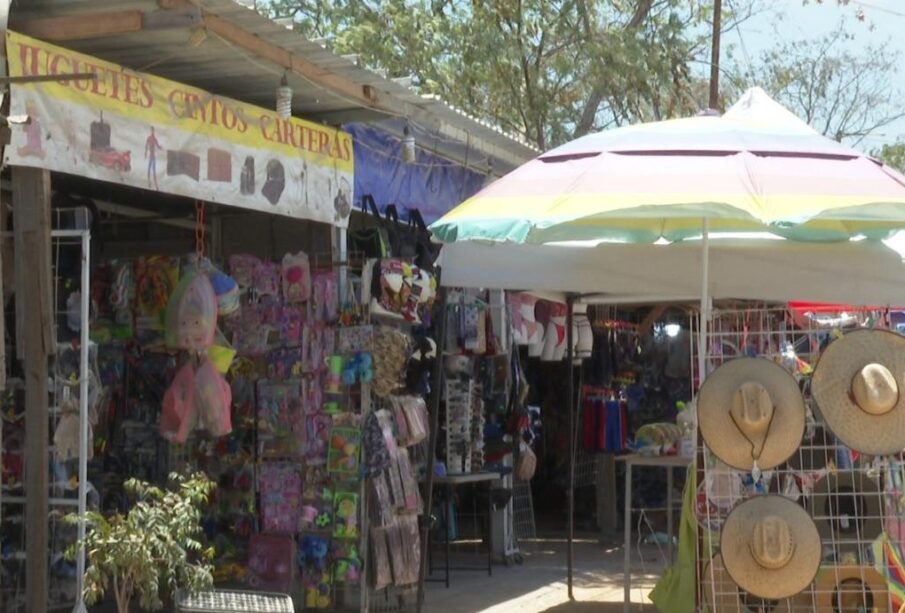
[698,218,710,387]
[566,295,575,600]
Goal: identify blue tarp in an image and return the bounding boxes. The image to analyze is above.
[344,123,486,224]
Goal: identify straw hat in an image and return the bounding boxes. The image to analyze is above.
[808,471,882,551]
[811,329,905,456]
[702,553,815,612]
[698,358,806,471]
[721,495,822,600]
[814,565,888,612]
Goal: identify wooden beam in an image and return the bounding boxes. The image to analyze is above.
[13,166,53,613]
[199,12,381,110]
[16,10,143,42]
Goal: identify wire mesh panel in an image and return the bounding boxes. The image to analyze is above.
[695,303,901,612]
[511,477,536,549]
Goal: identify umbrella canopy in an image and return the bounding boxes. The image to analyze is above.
[430,88,905,244]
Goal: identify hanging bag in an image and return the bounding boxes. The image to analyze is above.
[515,442,537,481]
[407,209,440,272]
[348,194,392,259]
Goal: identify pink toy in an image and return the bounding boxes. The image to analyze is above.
[193,356,232,438]
[165,272,218,351]
[160,362,196,444]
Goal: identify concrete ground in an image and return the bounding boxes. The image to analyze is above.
[423,535,667,613]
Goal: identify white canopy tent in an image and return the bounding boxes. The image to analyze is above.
[428,237,905,606]
[436,238,905,305]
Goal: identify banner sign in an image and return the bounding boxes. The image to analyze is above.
[4,31,354,227]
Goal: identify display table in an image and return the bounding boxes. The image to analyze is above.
[615,453,690,613]
[427,471,501,588]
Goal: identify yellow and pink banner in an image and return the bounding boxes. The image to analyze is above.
[4,31,354,227]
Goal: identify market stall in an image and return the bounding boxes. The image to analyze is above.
[0,29,445,613]
[428,87,905,612]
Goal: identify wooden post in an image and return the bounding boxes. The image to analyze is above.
[709,0,722,110]
[13,166,53,613]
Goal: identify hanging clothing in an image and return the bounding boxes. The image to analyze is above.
[580,390,628,453]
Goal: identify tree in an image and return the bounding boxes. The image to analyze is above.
[733,23,904,145]
[263,0,723,150]
[65,472,215,613]
[875,141,905,173]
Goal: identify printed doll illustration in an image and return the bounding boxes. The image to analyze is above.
[145,126,163,189]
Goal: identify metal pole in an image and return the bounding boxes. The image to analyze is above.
[417,281,448,613]
[73,231,90,613]
[566,295,575,600]
[698,219,710,388]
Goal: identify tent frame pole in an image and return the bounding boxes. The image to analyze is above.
[417,281,448,613]
[566,294,576,599]
[698,219,710,387]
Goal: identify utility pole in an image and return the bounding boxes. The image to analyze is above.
[709,0,722,110]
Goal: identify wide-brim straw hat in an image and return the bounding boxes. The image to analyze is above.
[814,565,889,612]
[811,329,905,456]
[699,358,805,471]
[721,495,822,600]
[808,471,882,550]
[702,553,815,612]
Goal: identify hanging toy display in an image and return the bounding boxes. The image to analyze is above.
[165,271,218,351]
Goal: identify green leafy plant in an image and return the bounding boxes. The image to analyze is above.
[65,472,216,613]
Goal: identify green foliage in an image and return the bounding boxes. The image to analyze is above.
[875,141,905,173]
[65,472,216,613]
[263,0,717,149]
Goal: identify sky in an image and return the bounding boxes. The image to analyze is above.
[728,0,905,148]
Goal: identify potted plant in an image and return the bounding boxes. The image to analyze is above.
[66,472,216,613]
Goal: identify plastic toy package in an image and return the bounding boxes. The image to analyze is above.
[331,541,362,584]
[305,414,331,465]
[332,491,359,539]
[395,448,421,514]
[397,515,422,586]
[299,535,332,610]
[281,251,311,304]
[265,347,305,380]
[253,261,281,301]
[280,306,305,346]
[312,270,339,322]
[370,471,395,527]
[337,324,373,354]
[256,380,303,457]
[399,396,429,447]
[228,253,261,290]
[246,533,295,593]
[370,526,392,591]
[327,426,361,475]
[259,462,302,534]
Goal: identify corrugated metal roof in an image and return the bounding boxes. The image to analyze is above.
[9,0,537,173]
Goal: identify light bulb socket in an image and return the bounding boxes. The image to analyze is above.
[276,74,293,119]
[402,124,416,163]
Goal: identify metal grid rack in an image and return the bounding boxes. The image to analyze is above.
[695,303,900,612]
[1,214,92,612]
